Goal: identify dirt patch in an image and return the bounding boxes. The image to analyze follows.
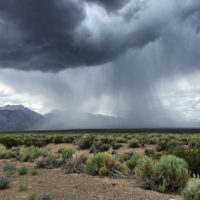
[0,159,182,200]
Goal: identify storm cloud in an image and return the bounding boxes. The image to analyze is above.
[0,0,199,71]
[0,0,200,128]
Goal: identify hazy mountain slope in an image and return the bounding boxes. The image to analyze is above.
[0,105,46,131]
[45,110,120,129]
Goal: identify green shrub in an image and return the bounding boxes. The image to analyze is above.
[153,155,189,192]
[59,148,75,161]
[18,182,27,191]
[116,137,126,143]
[166,147,200,175]
[90,141,110,153]
[157,140,182,152]
[53,136,64,144]
[23,138,45,147]
[128,139,139,148]
[0,176,9,189]
[134,155,189,192]
[0,137,22,148]
[31,170,37,176]
[90,138,121,153]
[39,192,52,200]
[18,165,28,175]
[134,156,155,189]
[85,153,105,176]
[36,155,61,168]
[27,192,37,200]
[182,181,200,200]
[63,136,75,143]
[114,152,134,163]
[18,146,46,162]
[126,153,141,170]
[76,135,95,149]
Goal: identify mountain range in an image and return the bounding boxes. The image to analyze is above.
[0,105,119,131]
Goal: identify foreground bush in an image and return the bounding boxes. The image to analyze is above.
[182,181,200,200]
[153,155,189,192]
[134,156,155,189]
[0,176,9,189]
[18,146,46,162]
[135,155,189,192]
[86,153,127,176]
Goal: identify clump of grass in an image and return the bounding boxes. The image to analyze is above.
[30,170,37,176]
[18,182,27,191]
[18,165,28,175]
[3,164,16,177]
[27,191,37,200]
[39,192,52,200]
[73,184,78,189]
[0,176,9,190]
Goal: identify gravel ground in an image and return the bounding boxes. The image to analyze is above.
[0,160,182,200]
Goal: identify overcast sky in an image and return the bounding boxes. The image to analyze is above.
[0,0,200,127]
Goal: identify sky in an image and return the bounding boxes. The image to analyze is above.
[0,0,200,128]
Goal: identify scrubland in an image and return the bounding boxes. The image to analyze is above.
[0,131,200,200]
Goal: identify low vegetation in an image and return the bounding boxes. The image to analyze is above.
[1,131,200,198]
[135,155,189,192]
[0,176,9,190]
[182,180,200,200]
[18,165,28,175]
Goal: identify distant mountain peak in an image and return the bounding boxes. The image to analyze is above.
[0,104,47,131]
[0,104,26,111]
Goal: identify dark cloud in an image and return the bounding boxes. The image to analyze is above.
[85,0,129,11]
[0,0,199,72]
